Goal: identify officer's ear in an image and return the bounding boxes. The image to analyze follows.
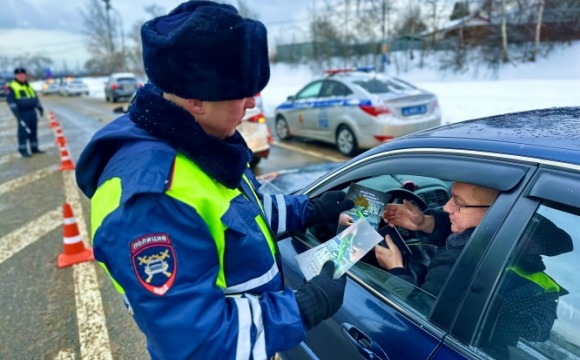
[187,99,205,115]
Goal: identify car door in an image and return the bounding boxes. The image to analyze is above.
[287,80,323,137]
[307,80,354,143]
[277,150,534,360]
[432,166,580,360]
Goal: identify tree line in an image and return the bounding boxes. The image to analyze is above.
[3,0,578,80]
[272,0,580,73]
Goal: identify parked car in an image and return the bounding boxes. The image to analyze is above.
[104,72,140,103]
[41,79,61,95]
[112,94,271,167]
[0,78,8,99]
[60,78,89,96]
[238,107,272,166]
[275,107,580,360]
[274,67,441,156]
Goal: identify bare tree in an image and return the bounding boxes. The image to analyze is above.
[424,0,455,49]
[500,0,509,62]
[123,4,167,76]
[80,0,123,74]
[310,16,341,68]
[4,54,53,79]
[530,0,544,61]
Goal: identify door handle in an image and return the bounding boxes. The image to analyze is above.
[341,323,389,360]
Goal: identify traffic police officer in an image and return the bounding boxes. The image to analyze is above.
[76,1,354,359]
[7,67,45,157]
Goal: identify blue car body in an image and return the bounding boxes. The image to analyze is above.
[275,107,580,360]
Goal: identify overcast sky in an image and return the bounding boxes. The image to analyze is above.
[0,0,312,69]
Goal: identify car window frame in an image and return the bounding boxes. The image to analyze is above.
[282,149,537,343]
[441,164,580,358]
[319,79,353,98]
[295,80,323,100]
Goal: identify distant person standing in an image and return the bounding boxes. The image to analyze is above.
[7,68,45,157]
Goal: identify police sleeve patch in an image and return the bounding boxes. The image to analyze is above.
[131,233,177,296]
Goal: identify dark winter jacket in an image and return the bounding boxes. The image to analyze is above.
[76,83,312,359]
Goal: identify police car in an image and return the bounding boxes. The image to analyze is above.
[274,67,441,156]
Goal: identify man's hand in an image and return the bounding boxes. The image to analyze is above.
[38,108,44,117]
[338,213,353,226]
[382,200,430,232]
[375,235,403,270]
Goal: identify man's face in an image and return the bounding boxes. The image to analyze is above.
[442,182,492,233]
[196,96,256,139]
[15,73,27,82]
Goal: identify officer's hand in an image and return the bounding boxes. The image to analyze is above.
[295,261,346,330]
[305,191,354,228]
[38,109,44,117]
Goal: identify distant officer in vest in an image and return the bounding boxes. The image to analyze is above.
[75,1,354,359]
[7,67,45,157]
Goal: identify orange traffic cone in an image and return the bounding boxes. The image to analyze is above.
[49,114,60,128]
[266,126,273,144]
[54,127,66,146]
[58,143,76,171]
[57,203,94,268]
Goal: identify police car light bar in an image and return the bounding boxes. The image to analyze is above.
[325,66,376,76]
[355,66,376,72]
[324,68,353,75]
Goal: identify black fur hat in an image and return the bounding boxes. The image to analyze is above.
[141,0,270,101]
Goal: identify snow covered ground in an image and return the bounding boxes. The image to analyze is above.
[42,41,579,125]
[262,42,580,124]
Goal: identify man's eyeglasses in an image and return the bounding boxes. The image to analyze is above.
[451,196,490,212]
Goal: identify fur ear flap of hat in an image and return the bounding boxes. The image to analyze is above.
[141,0,270,101]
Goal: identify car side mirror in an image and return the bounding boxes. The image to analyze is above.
[287,95,295,101]
[113,106,127,114]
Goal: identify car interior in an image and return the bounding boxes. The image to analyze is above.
[281,153,580,359]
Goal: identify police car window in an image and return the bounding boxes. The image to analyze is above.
[296,81,323,99]
[320,81,352,97]
[476,202,580,359]
[352,78,391,94]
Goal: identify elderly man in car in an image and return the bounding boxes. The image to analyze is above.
[375,181,499,297]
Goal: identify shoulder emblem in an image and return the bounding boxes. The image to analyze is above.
[131,233,177,296]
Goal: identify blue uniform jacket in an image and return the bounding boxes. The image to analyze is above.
[76,85,311,359]
[6,80,43,118]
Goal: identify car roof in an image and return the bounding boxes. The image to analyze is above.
[111,72,137,78]
[366,107,580,166]
[322,71,408,84]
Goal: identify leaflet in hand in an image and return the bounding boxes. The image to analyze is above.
[337,183,391,234]
[295,218,384,280]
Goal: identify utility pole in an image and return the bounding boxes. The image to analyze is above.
[381,0,388,73]
[102,0,114,55]
[113,8,126,70]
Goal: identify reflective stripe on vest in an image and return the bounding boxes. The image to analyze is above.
[507,266,560,293]
[9,81,36,100]
[91,152,277,293]
[91,177,125,293]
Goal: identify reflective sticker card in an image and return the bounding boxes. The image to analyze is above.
[295,218,383,280]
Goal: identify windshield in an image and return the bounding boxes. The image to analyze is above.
[352,78,410,94]
[117,77,137,83]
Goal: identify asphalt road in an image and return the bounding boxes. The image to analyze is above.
[0,95,347,359]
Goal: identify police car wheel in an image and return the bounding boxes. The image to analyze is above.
[275,117,291,140]
[336,126,358,157]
